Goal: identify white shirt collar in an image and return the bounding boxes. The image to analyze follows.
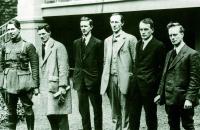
[43,38,52,50]
[142,35,153,50]
[113,30,123,39]
[82,33,91,46]
[174,41,185,54]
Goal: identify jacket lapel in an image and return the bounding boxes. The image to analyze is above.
[135,40,142,60]
[164,52,172,72]
[168,45,187,69]
[106,36,113,66]
[83,36,95,60]
[143,38,153,52]
[140,38,155,57]
[41,38,54,67]
[136,38,153,60]
[116,31,126,54]
[77,39,82,62]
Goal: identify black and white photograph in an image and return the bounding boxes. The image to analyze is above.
[1,0,200,130]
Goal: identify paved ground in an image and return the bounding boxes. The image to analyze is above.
[1,89,200,130]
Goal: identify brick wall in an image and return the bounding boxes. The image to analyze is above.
[0,0,17,26]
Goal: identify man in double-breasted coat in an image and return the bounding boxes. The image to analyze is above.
[73,16,103,130]
[37,24,72,130]
[101,13,137,130]
[155,22,200,130]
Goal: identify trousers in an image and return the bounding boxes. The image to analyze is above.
[165,105,195,130]
[129,81,157,130]
[107,75,130,130]
[47,115,69,130]
[77,86,102,130]
[6,91,34,130]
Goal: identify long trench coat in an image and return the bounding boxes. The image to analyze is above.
[39,38,72,115]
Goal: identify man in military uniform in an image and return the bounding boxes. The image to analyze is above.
[2,19,39,130]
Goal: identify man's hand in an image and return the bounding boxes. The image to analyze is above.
[184,100,193,109]
[34,88,39,96]
[59,87,66,95]
[154,95,161,104]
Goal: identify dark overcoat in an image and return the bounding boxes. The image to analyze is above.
[158,44,200,106]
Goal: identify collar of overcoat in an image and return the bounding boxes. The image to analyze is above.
[107,31,127,57]
[41,38,55,67]
[167,44,188,70]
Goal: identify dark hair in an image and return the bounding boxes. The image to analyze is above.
[37,24,51,33]
[140,18,154,29]
[7,19,21,29]
[110,13,124,24]
[166,22,185,33]
[80,16,93,27]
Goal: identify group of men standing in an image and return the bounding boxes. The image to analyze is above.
[0,12,200,130]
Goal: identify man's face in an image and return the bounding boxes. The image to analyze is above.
[139,22,154,40]
[168,26,184,47]
[37,29,51,43]
[80,21,92,36]
[7,24,20,40]
[110,15,123,34]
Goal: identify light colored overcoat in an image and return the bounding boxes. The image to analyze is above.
[39,38,72,115]
[100,31,137,95]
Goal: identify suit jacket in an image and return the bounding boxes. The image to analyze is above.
[39,38,72,115]
[100,31,137,95]
[133,37,165,96]
[73,36,103,92]
[158,44,200,106]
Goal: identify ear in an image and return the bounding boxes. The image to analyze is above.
[151,28,154,33]
[181,32,184,38]
[121,22,124,27]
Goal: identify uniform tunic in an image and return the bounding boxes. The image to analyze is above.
[3,38,39,93]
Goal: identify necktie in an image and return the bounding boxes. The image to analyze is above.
[113,34,120,43]
[42,43,45,59]
[113,37,117,43]
[170,49,177,64]
[82,37,86,45]
[81,38,86,59]
[140,41,144,51]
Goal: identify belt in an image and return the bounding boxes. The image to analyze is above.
[5,62,20,69]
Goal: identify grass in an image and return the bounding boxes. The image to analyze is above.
[1,89,200,130]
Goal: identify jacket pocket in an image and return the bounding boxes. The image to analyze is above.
[120,48,129,54]
[48,76,59,93]
[17,71,35,92]
[5,49,11,55]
